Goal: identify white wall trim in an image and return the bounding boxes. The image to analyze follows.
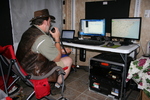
[71,0,75,30]
[134,0,141,17]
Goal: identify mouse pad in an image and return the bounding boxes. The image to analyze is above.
[102,45,121,48]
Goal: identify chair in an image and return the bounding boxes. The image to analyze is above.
[126,56,150,99]
[0,45,68,100]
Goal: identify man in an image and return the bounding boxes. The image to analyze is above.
[16,9,72,95]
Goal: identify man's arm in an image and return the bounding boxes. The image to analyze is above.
[32,35,59,61]
[49,27,62,62]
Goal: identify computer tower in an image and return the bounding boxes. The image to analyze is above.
[89,53,133,99]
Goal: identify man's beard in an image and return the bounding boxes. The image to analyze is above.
[46,26,50,33]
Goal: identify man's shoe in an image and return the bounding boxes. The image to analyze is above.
[51,86,61,95]
[50,84,66,95]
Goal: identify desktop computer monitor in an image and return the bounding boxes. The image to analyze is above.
[111,17,142,45]
[79,19,106,37]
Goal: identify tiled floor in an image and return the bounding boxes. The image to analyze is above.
[17,68,140,100]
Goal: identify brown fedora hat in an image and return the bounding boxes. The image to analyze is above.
[29,9,55,22]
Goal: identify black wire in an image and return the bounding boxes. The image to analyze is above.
[47,31,69,56]
[60,38,69,56]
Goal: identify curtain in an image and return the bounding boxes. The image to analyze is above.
[9,0,63,52]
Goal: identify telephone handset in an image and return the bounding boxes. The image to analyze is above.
[50,27,68,55]
[48,27,55,38]
[51,27,55,33]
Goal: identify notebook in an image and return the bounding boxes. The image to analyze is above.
[61,30,75,42]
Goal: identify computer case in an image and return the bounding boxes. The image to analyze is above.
[89,53,133,99]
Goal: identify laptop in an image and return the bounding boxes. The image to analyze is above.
[61,30,75,42]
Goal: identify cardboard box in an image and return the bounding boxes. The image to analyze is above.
[142,91,150,100]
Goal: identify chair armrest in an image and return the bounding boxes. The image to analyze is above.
[29,66,65,80]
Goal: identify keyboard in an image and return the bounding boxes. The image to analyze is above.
[71,39,105,45]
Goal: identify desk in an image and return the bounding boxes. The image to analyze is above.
[63,42,139,100]
[63,42,139,54]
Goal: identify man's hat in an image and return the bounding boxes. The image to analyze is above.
[30,9,55,22]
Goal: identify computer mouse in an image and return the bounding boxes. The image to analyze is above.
[106,42,114,47]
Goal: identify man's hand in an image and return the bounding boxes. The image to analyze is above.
[49,27,60,42]
[62,48,72,54]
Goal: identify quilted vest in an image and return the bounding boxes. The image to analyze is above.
[16,25,56,76]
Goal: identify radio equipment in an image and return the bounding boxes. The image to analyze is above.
[89,53,133,99]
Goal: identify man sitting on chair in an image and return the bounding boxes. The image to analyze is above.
[16,9,72,95]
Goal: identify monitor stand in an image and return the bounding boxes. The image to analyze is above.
[120,39,133,46]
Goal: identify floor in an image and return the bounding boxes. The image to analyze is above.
[16,68,140,100]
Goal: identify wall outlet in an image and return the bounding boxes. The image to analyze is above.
[144,10,150,17]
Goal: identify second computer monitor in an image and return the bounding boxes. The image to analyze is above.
[111,17,142,45]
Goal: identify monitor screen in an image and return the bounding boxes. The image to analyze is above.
[111,17,142,45]
[79,19,106,36]
[61,30,75,39]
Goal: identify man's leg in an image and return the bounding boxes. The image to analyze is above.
[57,56,72,84]
[51,56,72,95]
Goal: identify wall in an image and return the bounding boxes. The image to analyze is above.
[9,0,63,52]
[63,0,150,66]
[139,0,150,57]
